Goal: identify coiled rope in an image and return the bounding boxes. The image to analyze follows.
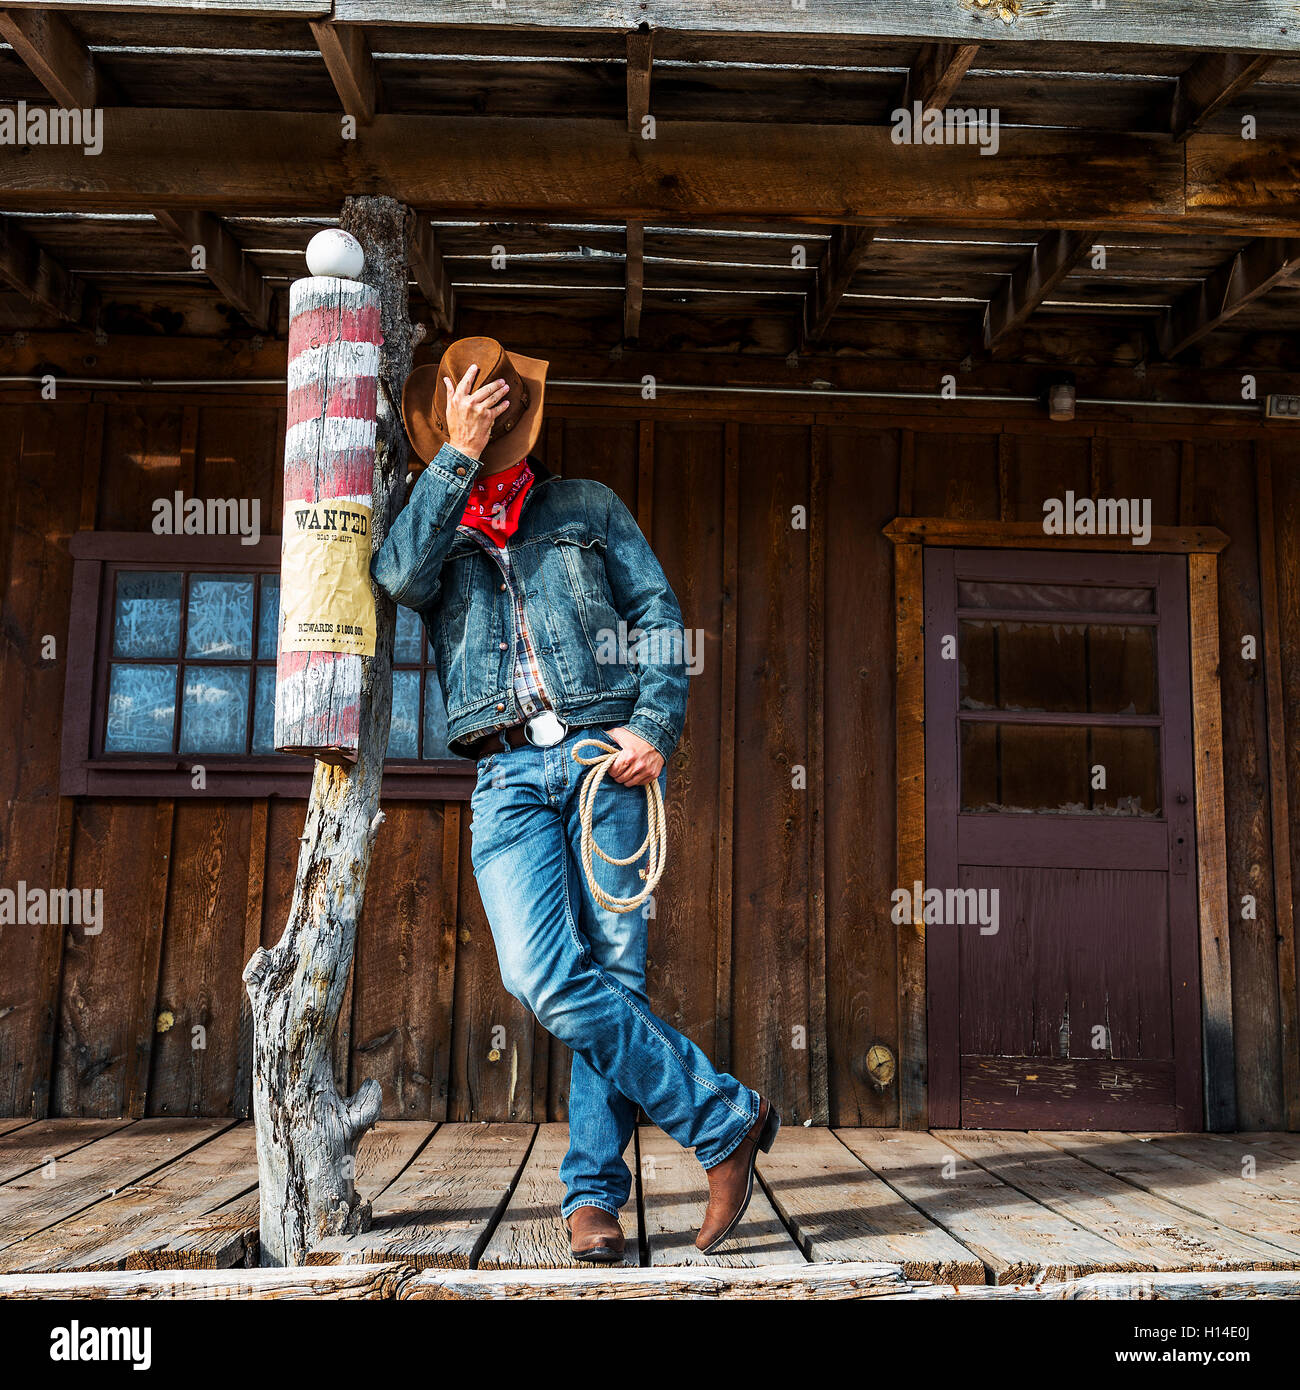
[571,737,667,914]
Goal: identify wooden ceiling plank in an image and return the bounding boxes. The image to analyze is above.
[1160,236,1300,356]
[152,209,273,333]
[903,42,980,113]
[626,27,654,135]
[0,7,112,108]
[327,2,1300,56]
[309,20,379,125]
[1170,51,1276,140]
[982,229,1098,350]
[624,219,644,342]
[0,217,87,324]
[800,225,875,351]
[407,211,455,336]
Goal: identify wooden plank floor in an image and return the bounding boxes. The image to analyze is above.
[2,1121,1300,1286]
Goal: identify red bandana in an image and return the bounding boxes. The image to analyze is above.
[460,459,533,547]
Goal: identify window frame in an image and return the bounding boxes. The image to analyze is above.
[61,531,475,800]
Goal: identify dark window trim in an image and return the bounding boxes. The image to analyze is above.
[62,531,475,800]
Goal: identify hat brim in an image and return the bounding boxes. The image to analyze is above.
[402,351,548,470]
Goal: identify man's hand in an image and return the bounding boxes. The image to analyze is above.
[605,727,664,787]
[445,363,511,460]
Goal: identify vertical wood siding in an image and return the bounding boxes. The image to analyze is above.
[0,395,1297,1129]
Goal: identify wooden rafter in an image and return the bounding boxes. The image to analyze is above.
[626,27,654,135]
[0,7,113,108]
[624,220,644,342]
[982,230,1097,351]
[0,218,87,324]
[152,209,273,333]
[903,43,980,112]
[406,212,455,337]
[310,20,378,125]
[799,226,875,351]
[1169,52,1275,141]
[1160,237,1300,358]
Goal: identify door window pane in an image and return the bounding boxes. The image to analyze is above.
[179,665,250,753]
[961,721,1161,816]
[957,581,1154,613]
[113,572,182,658]
[105,663,178,752]
[186,574,254,659]
[960,620,1157,715]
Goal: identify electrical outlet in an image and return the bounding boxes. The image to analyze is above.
[1265,394,1300,420]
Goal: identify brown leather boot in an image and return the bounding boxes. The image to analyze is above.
[566,1205,626,1263]
[695,1098,781,1254]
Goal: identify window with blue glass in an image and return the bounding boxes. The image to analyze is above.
[101,568,453,761]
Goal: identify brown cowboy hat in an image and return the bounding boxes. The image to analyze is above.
[402,336,548,472]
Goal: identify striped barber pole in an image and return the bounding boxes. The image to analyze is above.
[274,275,381,762]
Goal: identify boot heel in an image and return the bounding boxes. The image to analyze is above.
[758,1105,781,1152]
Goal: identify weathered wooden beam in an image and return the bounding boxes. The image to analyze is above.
[902,43,980,113]
[152,209,273,333]
[1170,52,1275,141]
[309,19,378,125]
[626,26,654,135]
[982,230,1097,351]
[9,113,1300,236]
[0,8,112,108]
[406,211,455,337]
[0,217,87,324]
[1160,237,1300,358]
[623,219,644,343]
[328,2,1300,55]
[799,225,875,351]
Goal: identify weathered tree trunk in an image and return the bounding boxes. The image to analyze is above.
[244,196,415,1267]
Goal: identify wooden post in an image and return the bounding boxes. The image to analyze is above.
[243,195,414,1267]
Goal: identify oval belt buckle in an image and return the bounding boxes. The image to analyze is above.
[524,710,569,748]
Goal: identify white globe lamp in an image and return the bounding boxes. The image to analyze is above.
[305,229,366,281]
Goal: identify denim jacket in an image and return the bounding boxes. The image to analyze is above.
[371,443,689,761]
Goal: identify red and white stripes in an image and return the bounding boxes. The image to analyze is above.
[275,275,382,763]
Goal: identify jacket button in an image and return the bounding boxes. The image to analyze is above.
[500,583,507,591]
[496,702,505,712]
[499,641,508,650]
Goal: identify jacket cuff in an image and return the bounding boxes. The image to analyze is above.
[625,711,679,764]
[424,442,483,484]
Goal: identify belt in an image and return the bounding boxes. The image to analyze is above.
[467,709,571,759]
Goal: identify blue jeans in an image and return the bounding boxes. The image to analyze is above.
[469,727,759,1220]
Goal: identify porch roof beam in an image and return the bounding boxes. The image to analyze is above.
[310,19,379,125]
[1160,237,1300,357]
[799,225,875,352]
[4,113,1300,236]
[0,217,88,324]
[0,7,114,108]
[327,2,1300,56]
[152,208,274,333]
[982,230,1097,351]
[406,211,455,336]
[1169,52,1275,141]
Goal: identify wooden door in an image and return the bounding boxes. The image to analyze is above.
[925,549,1202,1130]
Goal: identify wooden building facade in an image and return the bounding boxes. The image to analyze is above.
[2,3,1300,1138]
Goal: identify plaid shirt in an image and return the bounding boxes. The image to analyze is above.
[458,526,551,726]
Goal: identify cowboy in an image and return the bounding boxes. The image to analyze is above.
[373,337,779,1261]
